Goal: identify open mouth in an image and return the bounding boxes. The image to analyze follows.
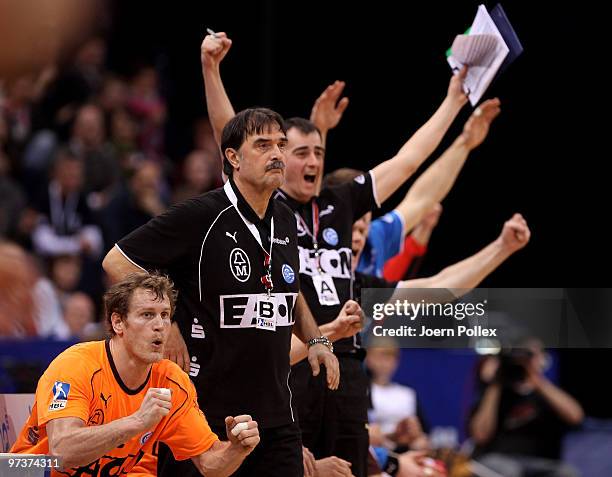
[304,174,316,184]
[152,339,163,348]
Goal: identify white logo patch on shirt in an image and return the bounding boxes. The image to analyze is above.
[298,246,352,279]
[319,205,335,217]
[226,231,238,243]
[220,293,298,328]
[229,248,251,282]
[191,317,205,339]
[190,356,201,377]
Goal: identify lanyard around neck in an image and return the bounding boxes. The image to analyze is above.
[295,201,325,273]
[295,201,320,248]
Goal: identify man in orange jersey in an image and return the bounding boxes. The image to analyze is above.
[11,273,260,477]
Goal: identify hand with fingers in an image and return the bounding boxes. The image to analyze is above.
[461,98,501,150]
[225,414,260,454]
[308,341,340,390]
[201,30,232,69]
[164,322,190,373]
[132,387,173,431]
[447,66,469,107]
[315,456,355,477]
[498,213,531,254]
[330,299,365,340]
[303,446,317,477]
[310,80,350,134]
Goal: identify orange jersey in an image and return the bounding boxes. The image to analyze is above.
[11,340,218,476]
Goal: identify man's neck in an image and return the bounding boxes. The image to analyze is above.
[234,175,273,219]
[109,338,151,390]
[373,377,391,386]
[279,187,313,206]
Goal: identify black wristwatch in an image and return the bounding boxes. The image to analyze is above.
[307,336,334,353]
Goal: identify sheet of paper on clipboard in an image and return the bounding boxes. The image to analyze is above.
[447,4,509,106]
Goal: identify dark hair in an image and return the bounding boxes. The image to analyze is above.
[51,147,83,179]
[283,117,321,138]
[220,108,286,177]
[322,167,365,189]
[103,272,178,335]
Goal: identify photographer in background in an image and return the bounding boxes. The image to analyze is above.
[469,337,584,477]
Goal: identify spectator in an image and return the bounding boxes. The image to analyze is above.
[49,254,83,304]
[469,337,584,477]
[172,149,218,203]
[0,137,28,241]
[31,147,103,259]
[68,103,119,198]
[62,291,103,340]
[127,66,166,158]
[0,241,70,339]
[102,159,167,247]
[366,340,431,452]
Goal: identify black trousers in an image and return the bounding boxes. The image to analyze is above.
[158,421,303,477]
[290,356,370,477]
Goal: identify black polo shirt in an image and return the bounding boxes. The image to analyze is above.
[274,171,379,354]
[117,178,301,428]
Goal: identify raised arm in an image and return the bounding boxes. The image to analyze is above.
[310,80,349,148]
[201,31,236,147]
[395,98,501,234]
[372,67,469,204]
[310,80,350,194]
[398,213,530,293]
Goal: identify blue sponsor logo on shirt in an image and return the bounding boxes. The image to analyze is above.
[282,264,295,284]
[322,228,339,246]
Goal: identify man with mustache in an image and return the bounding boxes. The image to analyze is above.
[198,30,493,476]
[102,108,340,476]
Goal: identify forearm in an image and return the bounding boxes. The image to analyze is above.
[202,63,235,147]
[537,379,584,425]
[469,384,501,444]
[396,136,470,232]
[194,440,249,477]
[293,292,323,343]
[290,322,338,365]
[410,223,434,247]
[51,416,142,469]
[398,95,464,160]
[399,238,511,293]
[102,245,146,284]
[372,96,465,204]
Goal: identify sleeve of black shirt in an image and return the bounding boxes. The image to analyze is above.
[326,170,380,222]
[117,197,211,271]
[354,271,398,305]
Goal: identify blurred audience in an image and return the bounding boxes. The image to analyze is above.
[172,149,218,203]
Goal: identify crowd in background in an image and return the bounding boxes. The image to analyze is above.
[1,36,222,339]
